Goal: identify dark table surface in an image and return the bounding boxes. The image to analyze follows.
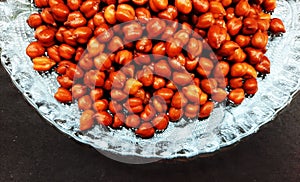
[0,64,299,182]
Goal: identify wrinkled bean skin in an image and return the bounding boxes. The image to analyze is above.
[64,11,87,28]
[152,42,166,60]
[116,4,135,22]
[137,67,154,87]
[59,44,75,60]
[227,18,242,36]
[193,0,209,13]
[122,22,143,41]
[73,27,93,44]
[47,45,61,62]
[80,1,99,18]
[32,57,56,71]
[135,8,151,23]
[36,29,56,44]
[242,17,258,35]
[57,75,73,88]
[104,4,116,25]
[158,5,178,20]
[89,88,103,101]
[218,41,240,57]
[207,25,227,49]
[227,48,247,63]
[136,37,153,53]
[146,19,166,38]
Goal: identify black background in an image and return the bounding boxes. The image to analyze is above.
[0,65,299,182]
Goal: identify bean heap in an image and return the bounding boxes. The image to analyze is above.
[26,0,285,138]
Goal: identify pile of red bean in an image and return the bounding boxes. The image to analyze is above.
[26,0,285,138]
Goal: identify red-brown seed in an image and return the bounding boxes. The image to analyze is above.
[228,88,245,104]
[152,114,169,130]
[54,87,72,103]
[93,99,108,112]
[72,84,87,99]
[154,60,172,78]
[168,107,183,121]
[27,13,43,28]
[135,122,155,138]
[211,88,227,102]
[172,72,193,86]
[125,114,141,128]
[112,113,125,128]
[80,110,95,131]
[78,95,92,110]
[243,78,258,95]
[26,42,45,59]
[199,101,214,118]
[94,111,113,126]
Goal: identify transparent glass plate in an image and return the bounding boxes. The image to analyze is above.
[1,0,299,161]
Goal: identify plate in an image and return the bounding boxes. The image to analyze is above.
[1,0,300,163]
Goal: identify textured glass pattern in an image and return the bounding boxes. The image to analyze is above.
[1,0,299,159]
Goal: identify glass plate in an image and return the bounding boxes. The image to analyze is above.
[1,0,299,162]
